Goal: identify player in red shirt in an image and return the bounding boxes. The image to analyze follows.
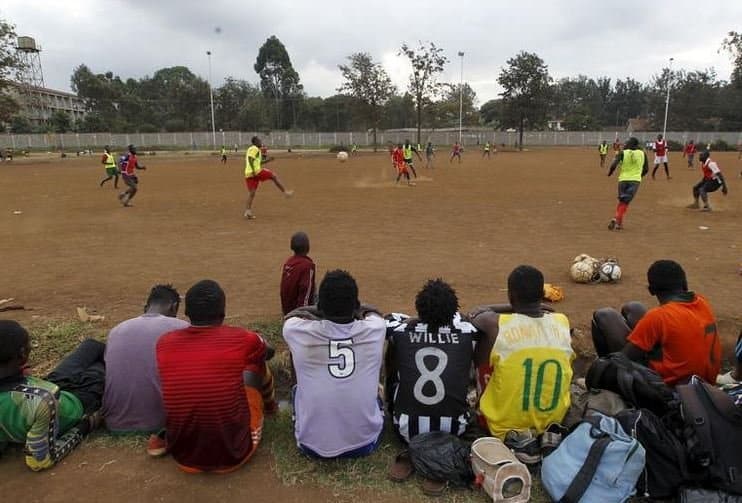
[682,140,697,169]
[450,142,463,164]
[118,145,146,207]
[281,232,316,315]
[687,150,728,211]
[651,134,671,180]
[156,280,276,473]
[612,138,622,154]
[392,144,414,186]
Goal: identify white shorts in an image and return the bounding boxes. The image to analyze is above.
[654,155,668,164]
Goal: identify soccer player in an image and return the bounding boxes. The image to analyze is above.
[118,144,146,207]
[469,266,574,442]
[425,142,435,169]
[280,232,316,315]
[220,145,227,164]
[450,142,463,164]
[283,270,385,459]
[607,137,648,231]
[483,142,491,159]
[598,140,609,168]
[651,133,671,180]
[402,140,421,178]
[385,279,478,443]
[0,322,105,470]
[244,136,293,220]
[612,137,622,155]
[99,146,119,188]
[591,260,721,386]
[687,150,728,212]
[102,284,188,435]
[393,144,414,186]
[682,140,697,168]
[156,280,276,472]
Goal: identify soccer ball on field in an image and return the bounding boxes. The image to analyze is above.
[337,151,349,162]
[599,260,622,283]
[570,254,600,283]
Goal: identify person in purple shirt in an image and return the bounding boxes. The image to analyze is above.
[102,285,188,433]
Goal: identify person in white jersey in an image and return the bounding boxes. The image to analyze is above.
[282,270,385,459]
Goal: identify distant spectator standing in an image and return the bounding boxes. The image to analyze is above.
[280,232,316,315]
[682,140,697,169]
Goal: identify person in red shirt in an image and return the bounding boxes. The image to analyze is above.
[155,279,277,473]
[392,144,414,186]
[612,138,622,154]
[281,231,316,315]
[682,140,697,168]
[591,260,721,386]
[651,134,671,180]
[687,150,728,211]
[118,145,146,207]
[450,142,463,164]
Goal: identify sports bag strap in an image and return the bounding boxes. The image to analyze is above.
[559,434,612,503]
[678,384,713,461]
[616,367,638,405]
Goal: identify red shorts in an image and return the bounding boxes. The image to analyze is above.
[245,169,275,191]
[395,162,409,175]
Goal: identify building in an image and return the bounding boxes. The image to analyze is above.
[5,82,87,126]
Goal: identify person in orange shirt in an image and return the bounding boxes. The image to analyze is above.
[591,259,720,386]
[392,144,414,186]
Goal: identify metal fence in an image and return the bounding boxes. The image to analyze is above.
[2,130,741,150]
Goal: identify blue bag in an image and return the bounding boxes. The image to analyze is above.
[541,412,645,503]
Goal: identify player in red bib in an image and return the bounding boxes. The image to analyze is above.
[651,134,671,180]
[612,138,622,154]
[450,142,463,164]
[118,144,146,207]
[682,140,697,169]
[687,150,728,211]
[392,144,414,186]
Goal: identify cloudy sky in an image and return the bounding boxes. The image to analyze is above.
[3,0,740,104]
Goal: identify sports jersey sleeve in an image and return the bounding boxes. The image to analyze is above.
[708,161,721,175]
[626,311,661,354]
[24,390,83,471]
[294,262,315,310]
[243,332,267,376]
[384,313,410,342]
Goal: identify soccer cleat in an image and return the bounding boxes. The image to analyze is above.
[504,430,541,465]
[541,423,568,458]
[702,206,712,212]
[243,209,256,219]
[284,190,294,198]
[608,218,617,230]
[147,431,168,457]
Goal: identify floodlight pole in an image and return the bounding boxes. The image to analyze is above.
[662,57,674,139]
[207,50,216,147]
[458,51,464,144]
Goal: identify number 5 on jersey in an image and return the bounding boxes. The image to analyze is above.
[328,339,355,378]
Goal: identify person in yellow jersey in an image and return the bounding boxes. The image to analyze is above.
[220,145,228,164]
[99,146,119,188]
[244,136,293,220]
[402,139,422,178]
[469,265,574,463]
[598,140,609,168]
[482,142,491,159]
[607,136,648,231]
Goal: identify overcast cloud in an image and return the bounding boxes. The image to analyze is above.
[3,0,740,105]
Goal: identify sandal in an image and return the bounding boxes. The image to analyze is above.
[388,451,414,482]
[420,477,448,497]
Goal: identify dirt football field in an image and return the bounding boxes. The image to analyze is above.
[0,146,740,501]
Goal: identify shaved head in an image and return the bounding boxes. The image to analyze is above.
[290,231,310,255]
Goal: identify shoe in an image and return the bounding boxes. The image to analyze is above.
[541,423,568,458]
[608,218,617,230]
[702,206,712,212]
[117,192,126,202]
[284,190,294,198]
[407,182,416,186]
[147,431,168,457]
[686,202,700,209]
[504,429,541,465]
[243,209,256,219]
[717,371,741,386]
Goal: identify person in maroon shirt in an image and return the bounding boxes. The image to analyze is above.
[156,279,276,473]
[682,140,697,168]
[280,232,316,315]
[118,144,146,207]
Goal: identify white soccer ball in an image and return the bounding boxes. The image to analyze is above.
[599,261,622,283]
[337,151,349,162]
[570,257,600,284]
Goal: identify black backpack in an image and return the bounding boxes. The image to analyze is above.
[677,377,742,495]
[615,408,689,499]
[408,431,474,487]
[586,352,676,417]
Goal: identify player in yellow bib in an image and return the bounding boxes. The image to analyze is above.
[243,136,293,220]
[607,136,648,231]
[598,140,609,168]
[470,265,574,460]
[482,142,491,159]
[99,146,119,188]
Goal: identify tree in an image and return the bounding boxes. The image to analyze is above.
[338,52,395,150]
[428,83,478,128]
[498,52,551,149]
[50,110,72,133]
[254,36,303,129]
[0,18,23,90]
[9,115,32,133]
[399,42,448,144]
[480,99,503,127]
[721,31,742,85]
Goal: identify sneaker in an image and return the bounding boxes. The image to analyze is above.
[284,190,294,198]
[541,423,568,458]
[608,218,617,230]
[147,430,168,457]
[686,202,700,209]
[717,371,741,386]
[243,209,256,219]
[504,430,541,465]
[702,206,712,212]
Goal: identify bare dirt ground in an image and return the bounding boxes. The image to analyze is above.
[1,147,740,500]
